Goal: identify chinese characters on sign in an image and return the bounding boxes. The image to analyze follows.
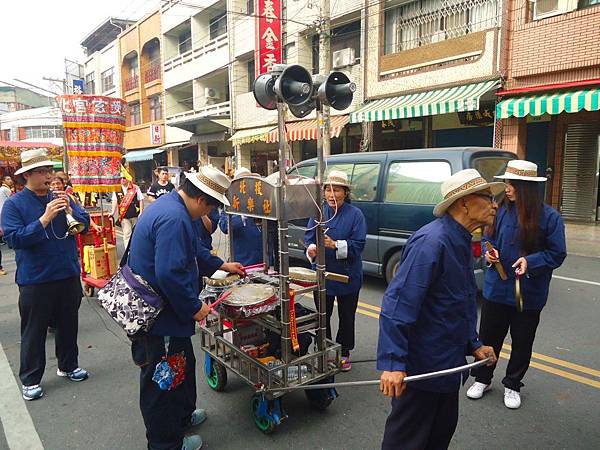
[255,0,282,76]
[227,177,276,219]
[150,124,162,145]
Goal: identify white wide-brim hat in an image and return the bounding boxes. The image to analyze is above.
[15,148,54,175]
[233,167,251,178]
[324,169,350,188]
[185,166,231,206]
[494,159,547,182]
[433,168,505,217]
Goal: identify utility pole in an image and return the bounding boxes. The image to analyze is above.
[318,0,331,156]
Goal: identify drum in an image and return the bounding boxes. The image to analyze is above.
[289,267,317,286]
[220,284,279,319]
[199,273,242,304]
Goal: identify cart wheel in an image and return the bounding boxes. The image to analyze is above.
[205,359,227,391]
[251,395,278,434]
[305,389,335,411]
[83,285,95,297]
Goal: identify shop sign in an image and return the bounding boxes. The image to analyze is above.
[458,102,495,126]
[150,124,162,145]
[255,0,282,76]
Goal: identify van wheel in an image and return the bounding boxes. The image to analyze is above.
[385,251,402,284]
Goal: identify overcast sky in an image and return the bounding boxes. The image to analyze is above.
[0,0,159,95]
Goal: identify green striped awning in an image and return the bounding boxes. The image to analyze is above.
[496,89,600,119]
[349,80,499,123]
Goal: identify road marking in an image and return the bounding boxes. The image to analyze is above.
[500,352,600,389]
[0,342,44,449]
[356,302,600,389]
[503,343,600,379]
[552,275,600,287]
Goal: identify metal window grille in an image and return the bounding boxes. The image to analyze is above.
[386,0,500,53]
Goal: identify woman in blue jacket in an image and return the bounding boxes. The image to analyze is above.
[467,160,566,409]
[305,170,367,371]
[218,211,263,267]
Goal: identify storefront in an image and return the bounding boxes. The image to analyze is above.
[123,148,167,192]
[497,87,600,222]
[350,80,500,151]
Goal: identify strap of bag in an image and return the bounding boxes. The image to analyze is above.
[119,226,135,268]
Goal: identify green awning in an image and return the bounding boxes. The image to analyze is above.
[350,80,499,123]
[123,148,165,162]
[496,89,600,119]
[229,125,276,145]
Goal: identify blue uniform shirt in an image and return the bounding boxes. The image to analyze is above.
[377,214,481,393]
[304,202,367,296]
[218,212,263,267]
[197,207,220,250]
[1,187,89,285]
[128,190,202,337]
[482,203,566,310]
[193,219,224,278]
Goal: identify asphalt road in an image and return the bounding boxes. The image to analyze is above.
[0,243,598,450]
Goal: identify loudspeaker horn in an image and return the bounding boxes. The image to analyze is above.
[252,73,277,110]
[317,71,356,111]
[288,99,315,118]
[274,65,313,106]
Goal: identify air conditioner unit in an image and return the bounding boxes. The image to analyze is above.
[332,48,356,69]
[205,87,221,100]
[532,0,577,20]
[430,31,445,44]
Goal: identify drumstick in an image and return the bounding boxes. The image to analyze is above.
[209,290,232,309]
[484,242,508,281]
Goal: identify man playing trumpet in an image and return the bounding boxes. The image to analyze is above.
[0,148,91,401]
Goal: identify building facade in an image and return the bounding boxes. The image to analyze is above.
[497,0,600,222]
[0,85,54,113]
[118,10,168,187]
[349,0,503,152]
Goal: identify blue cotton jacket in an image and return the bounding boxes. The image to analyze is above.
[377,214,481,393]
[193,219,224,278]
[128,190,201,337]
[197,207,220,250]
[1,188,89,285]
[482,203,566,311]
[304,202,367,296]
[218,212,263,267]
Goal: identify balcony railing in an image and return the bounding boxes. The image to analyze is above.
[166,100,231,123]
[144,64,161,84]
[124,74,139,92]
[164,33,228,73]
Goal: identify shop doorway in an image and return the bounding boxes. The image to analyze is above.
[561,123,600,222]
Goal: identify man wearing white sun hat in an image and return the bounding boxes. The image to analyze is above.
[128,166,244,450]
[377,168,500,449]
[1,148,90,402]
[467,160,566,410]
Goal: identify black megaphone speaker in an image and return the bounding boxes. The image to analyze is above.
[253,73,278,110]
[317,71,356,111]
[288,99,316,118]
[274,65,313,106]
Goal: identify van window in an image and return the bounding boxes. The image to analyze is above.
[293,164,316,178]
[385,161,451,204]
[351,163,379,201]
[473,157,512,181]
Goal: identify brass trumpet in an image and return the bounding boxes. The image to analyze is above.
[52,190,84,235]
[65,212,85,235]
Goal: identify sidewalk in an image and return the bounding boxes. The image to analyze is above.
[565,222,600,258]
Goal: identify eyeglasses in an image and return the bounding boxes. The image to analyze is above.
[471,193,496,203]
[31,168,53,175]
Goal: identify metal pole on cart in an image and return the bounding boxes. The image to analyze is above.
[276,101,292,363]
[315,101,328,368]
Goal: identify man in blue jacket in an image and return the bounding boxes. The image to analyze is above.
[377,169,500,449]
[1,148,90,401]
[128,166,243,450]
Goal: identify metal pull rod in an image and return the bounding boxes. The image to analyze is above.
[259,358,491,393]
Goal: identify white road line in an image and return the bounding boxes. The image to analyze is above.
[0,342,44,450]
[553,275,600,287]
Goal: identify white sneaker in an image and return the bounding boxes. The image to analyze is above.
[504,388,521,409]
[466,381,491,399]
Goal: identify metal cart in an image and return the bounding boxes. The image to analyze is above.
[199,106,344,434]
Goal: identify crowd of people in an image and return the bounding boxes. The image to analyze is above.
[0,147,567,450]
